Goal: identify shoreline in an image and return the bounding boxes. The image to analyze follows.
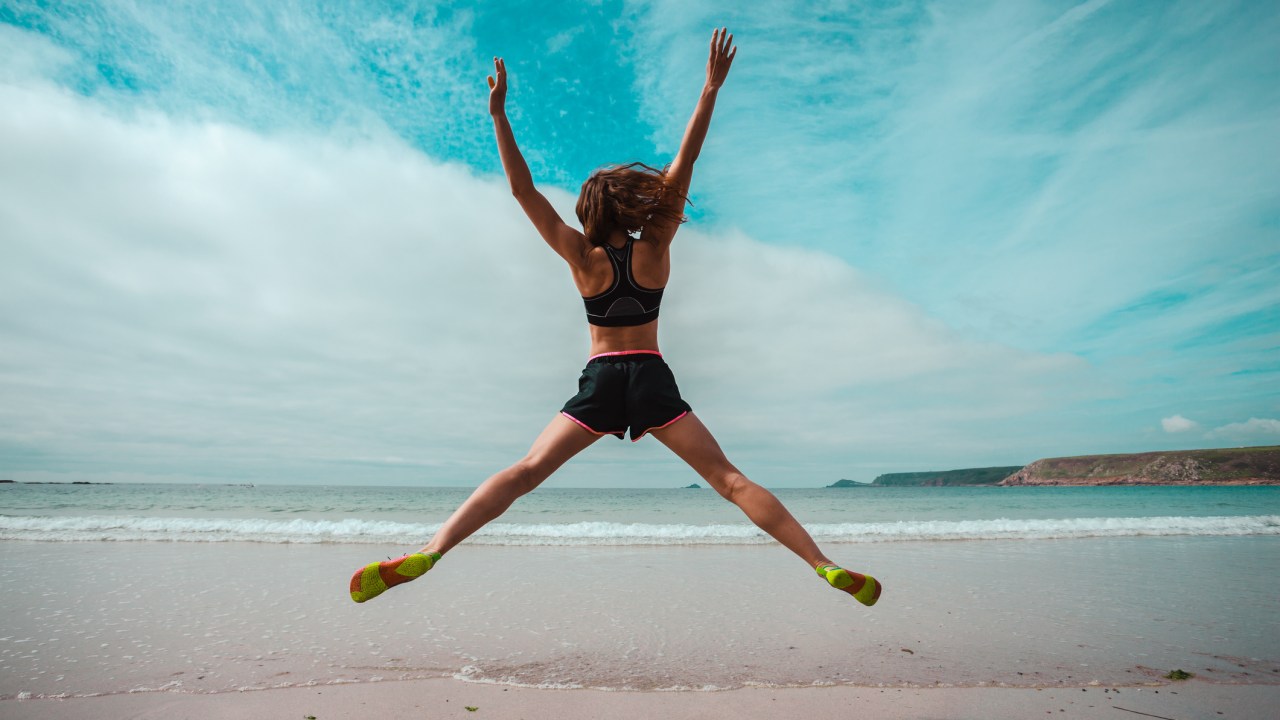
[998,477,1279,486]
[4,677,1277,720]
[835,480,1280,487]
[9,670,1275,701]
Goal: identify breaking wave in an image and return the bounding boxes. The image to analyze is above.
[1,514,1276,545]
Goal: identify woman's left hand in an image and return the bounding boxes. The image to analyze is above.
[705,28,736,90]
[487,57,507,117]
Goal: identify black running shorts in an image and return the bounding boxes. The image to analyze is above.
[560,351,692,442]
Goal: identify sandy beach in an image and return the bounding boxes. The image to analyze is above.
[4,678,1278,719]
[3,534,1278,719]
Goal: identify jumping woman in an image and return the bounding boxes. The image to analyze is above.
[349,28,881,608]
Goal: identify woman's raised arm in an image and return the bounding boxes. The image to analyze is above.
[644,28,736,246]
[488,57,590,267]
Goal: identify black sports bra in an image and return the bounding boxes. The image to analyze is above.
[582,238,664,327]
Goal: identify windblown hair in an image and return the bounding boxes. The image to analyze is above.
[575,162,687,246]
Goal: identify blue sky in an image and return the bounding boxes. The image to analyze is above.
[0,0,1277,487]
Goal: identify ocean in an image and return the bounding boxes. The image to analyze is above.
[2,483,1277,545]
[2,482,1278,697]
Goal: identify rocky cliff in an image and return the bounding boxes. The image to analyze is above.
[999,446,1280,486]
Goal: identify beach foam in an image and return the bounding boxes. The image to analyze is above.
[1,514,1276,544]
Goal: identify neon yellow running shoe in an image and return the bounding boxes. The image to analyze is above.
[349,551,441,603]
[816,563,881,607]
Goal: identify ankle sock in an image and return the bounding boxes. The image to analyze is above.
[350,550,442,603]
[816,563,881,607]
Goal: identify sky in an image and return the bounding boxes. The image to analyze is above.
[1,0,1277,488]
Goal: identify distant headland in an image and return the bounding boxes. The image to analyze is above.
[829,446,1280,487]
[853,466,1024,487]
[0,480,111,485]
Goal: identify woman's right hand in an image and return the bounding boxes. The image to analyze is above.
[705,28,736,90]
[487,57,507,116]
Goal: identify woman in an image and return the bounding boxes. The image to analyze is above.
[350,29,880,608]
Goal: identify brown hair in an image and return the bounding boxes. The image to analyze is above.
[575,162,687,246]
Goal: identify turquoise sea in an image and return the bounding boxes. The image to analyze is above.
[1,482,1277,545]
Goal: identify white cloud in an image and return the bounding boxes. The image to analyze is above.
[1160,415,1198,433]
[0,24,77,83]
[546,26,585,55]
[0,69,1093,485]
[1208,418,1280,442]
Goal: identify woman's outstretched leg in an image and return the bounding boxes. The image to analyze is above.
[350,415,600,603]
[651,412,881,606]
[423,414,601,553]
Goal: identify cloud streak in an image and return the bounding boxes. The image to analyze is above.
[1207,418,1280,443]
[1161,415,1198,433]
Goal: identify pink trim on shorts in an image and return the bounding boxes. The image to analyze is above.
[630,410,689,443]
[560,411,624,437]
[587,349,663,361]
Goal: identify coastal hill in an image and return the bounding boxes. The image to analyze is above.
[999,446,1280,486]
[828,446,1280,487]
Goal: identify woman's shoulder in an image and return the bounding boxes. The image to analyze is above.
[573,244,618,297]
